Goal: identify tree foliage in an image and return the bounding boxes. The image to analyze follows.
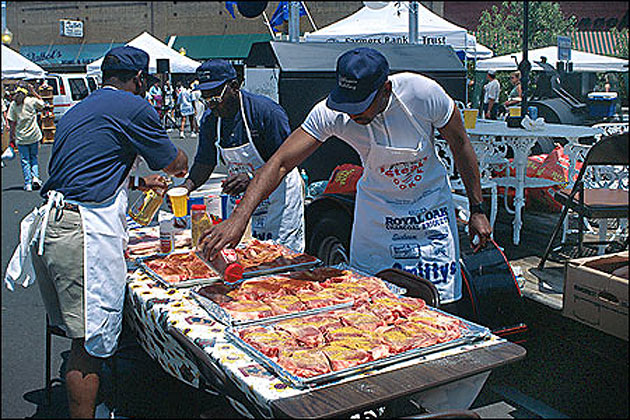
[477,2,577,57]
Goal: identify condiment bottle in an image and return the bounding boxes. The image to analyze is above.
[128,177,171,226]
[129,189,165,226]
[159,219,175,253]
[210,248,244,285]
[191,204,212,249]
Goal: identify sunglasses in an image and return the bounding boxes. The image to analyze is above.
[202,83,229,106]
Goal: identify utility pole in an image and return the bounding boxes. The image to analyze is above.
[519,0,531,116]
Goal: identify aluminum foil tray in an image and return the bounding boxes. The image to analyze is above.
[188,266,407,327]
[226,308,491,389]
[137,250,221,289]
[189,290,354,327]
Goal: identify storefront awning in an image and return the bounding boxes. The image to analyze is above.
[20,43,125,66]
[571,31,622,57]
[167,33,273,61]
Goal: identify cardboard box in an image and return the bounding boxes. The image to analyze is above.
[563,251,628,340]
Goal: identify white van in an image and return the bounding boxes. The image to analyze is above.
[45,73,100,121]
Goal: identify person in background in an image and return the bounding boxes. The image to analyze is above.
[30,46,188,418]
[503,70,522,109]
[7,81,46,191]
[177,81,198,138]
[148,81,163,118]
[191,79,205,128]
[178,59,305,251]
[482,70,500,120]
[163,79,175,128]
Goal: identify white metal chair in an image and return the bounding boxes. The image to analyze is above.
[434,137,498,236]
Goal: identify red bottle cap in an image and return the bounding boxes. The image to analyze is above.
[223,263,244,285]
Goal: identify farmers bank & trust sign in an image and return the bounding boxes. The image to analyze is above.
[325,35,448,45]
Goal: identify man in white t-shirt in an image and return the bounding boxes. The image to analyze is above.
[201,48,491,308]
[482,70,501,120]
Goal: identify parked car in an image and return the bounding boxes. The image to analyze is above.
[45,73,100,121]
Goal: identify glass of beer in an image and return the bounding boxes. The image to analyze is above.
[167,187,189,217]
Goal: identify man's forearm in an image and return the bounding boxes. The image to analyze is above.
[230,156,290,223]
[185,162,215,192]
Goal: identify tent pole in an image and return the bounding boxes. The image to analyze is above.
[261,11,275,38]
[301,2,318,31]
[409,1,418,44]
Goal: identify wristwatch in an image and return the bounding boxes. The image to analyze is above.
[469,201,485,215]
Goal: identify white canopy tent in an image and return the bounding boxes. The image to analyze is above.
[2,44,46,79]
[303,1,493,59]
[476,46,628,73]
[86,32,201,76]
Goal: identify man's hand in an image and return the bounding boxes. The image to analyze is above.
[469,213,492,252]
[484,111,490,119]
[138,174,169,193]
[199,216,248,260]
[222,173,251,196]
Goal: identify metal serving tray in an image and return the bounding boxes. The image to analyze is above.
[225,308,491,389]
[189,289,354,327]
[188,266,407,327]
[137,250,221,289]
[194,240,322,282]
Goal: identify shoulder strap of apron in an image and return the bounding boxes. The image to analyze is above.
[216,92,263,164]
[365,91,434,149]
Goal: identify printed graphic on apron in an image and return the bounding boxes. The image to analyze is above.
[383,206,450,232]
[379,156,428,190]
[389,243,421,259]
[227,161,255,177]
[393,260,458,284]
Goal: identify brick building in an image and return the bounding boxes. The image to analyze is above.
[4,1,628,70]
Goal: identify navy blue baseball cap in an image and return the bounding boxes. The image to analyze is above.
[102,46,150,72]
[326,48,390,114]
[194,59,238,91]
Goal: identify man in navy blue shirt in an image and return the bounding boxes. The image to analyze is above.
[180,59,304,251]
[33,46,188,418]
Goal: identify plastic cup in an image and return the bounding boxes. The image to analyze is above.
[509,107,522,117]
[167,187,189,217]
[463,109,478,129]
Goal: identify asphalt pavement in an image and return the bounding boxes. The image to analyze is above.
[1,131,217,418]
[2,130,628,419]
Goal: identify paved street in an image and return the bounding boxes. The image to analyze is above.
[2,131,628,418]
[1,132,224,418]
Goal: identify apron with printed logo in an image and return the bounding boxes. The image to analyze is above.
[216,92,304,252]
[350,92,461,304]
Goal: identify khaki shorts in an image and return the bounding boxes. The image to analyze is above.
[31,207,85,338]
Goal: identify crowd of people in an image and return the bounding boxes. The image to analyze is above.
[146,78,202,138]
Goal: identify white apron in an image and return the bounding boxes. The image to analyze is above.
[350,92,462,304]
[73,181,129,357]
[216,93,304,252]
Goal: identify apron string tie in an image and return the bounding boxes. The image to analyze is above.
[38,191,65,256]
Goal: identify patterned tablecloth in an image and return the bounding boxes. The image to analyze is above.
[124,261,506,417]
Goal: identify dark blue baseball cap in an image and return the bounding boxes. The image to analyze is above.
[102,46,150,73]
[194,59,238,91]
[326,48,390,114]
